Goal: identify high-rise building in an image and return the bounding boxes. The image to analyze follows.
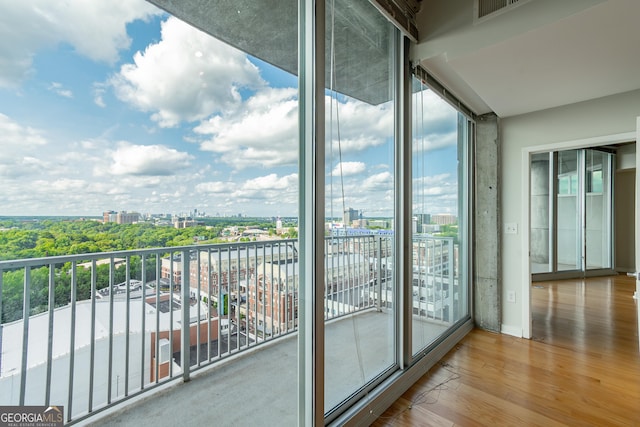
[116,211,140,224]
[103,210,117,223]
[103,211,140,224]
[343,207,359,226]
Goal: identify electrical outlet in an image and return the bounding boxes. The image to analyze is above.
[507,290,516,303]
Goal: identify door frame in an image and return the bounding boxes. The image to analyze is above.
[635,118,640,300]
[520,131,635,339]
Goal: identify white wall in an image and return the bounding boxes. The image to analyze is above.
[617,143,636,170]
[500,88,640,336]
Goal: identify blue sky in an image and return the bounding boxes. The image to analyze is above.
[0,0,460,219]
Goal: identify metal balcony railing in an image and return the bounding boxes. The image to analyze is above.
[0,234,456,424]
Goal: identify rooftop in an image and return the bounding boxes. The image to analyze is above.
[90,310,448,426]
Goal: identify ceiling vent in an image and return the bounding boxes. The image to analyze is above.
[475,0,530,22]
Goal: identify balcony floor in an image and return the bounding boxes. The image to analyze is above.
[90,309,448,426]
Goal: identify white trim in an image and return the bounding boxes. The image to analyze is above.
[636,118,640,299]
[500,324,523,337]
[521,131,635,340]
[521,148,532,339]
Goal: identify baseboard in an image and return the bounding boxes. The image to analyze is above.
[500,324,522,337]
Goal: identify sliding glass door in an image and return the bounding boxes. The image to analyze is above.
[410,75,470,355]
[530,148,613,278]
[323,0,396,414]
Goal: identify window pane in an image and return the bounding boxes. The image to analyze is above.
[411,78,469,355]
[585,150,612,269]
[0,1,299,424]
[323,0,396,414]
[557,150,581,271]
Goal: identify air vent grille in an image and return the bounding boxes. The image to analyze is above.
[476,0,526,20]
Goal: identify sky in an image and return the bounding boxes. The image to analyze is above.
[0,0,461,219]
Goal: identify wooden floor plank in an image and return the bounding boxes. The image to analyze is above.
[373,275,640,426]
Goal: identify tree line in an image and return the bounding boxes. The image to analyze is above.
[0,219,221,260]
[0,217,297,323]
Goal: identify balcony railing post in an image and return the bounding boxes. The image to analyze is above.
[376,235,382,311]
[67,262,77,422]
[448,238,455,323]
[20,267,31,406]
[181,250,191,382]
[45,265,55,407]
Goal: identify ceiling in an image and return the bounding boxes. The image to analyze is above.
[147,0,640,116]
[413,0,640,117]
[148,0,394,106]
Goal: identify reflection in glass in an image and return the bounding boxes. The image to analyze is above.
[557,150,581,271]
[585,150,612,269]
[323,0,395,414]
[410,77,469,355]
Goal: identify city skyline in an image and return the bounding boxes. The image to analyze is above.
[0,0,460,218]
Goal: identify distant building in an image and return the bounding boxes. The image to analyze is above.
[117,211,140,224]
[431,214,457,225]
[352,219,368,228]
[422,224,441,233]
[103,210,140,224]
[103,210,117,223]
[241,228,269,238]
[343,208,359,226]
[413,214,431,232]
[172,216,203,229]
[241,252,370,335]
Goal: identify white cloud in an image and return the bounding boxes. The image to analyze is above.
[47,178,87,192]
[0,113,47,152]
[0,157,48,178]
[0,0,159,88]
[93,83,107,107]
[362,171,393,191]
[412,173,459,215]
[195,87,298,168]
[331,161,366,177]
[48,82,73,98]
[411,89,459,151]
[232,173,298,207]
[194,90,393,171]
[110,16,264,127]
[326,95,394,154]
[109,142,194,176]
[241,173,297,191]
[196,181,228,194]
[0,114,49,177]
[413,132,458,153]
[194,173,298,216]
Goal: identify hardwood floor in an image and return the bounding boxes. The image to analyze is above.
[373,275,640,426]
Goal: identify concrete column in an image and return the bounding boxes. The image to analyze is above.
[474,113,501,332]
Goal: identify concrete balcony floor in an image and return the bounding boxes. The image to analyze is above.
[91,309,448,427]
